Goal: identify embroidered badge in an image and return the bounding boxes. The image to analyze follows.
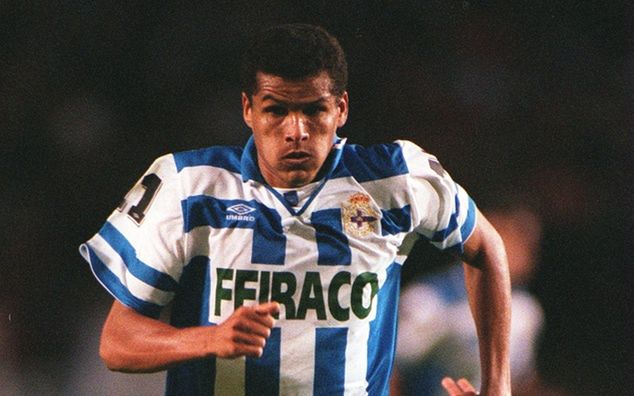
[342,193,379,237]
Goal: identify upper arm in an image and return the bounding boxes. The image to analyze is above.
[101,301,147,346]
[100,300,187,372]
[102,300,169,338]
[462,208,506,269]
[100,301,136,367]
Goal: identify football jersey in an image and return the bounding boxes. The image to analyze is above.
[79,136,477,396]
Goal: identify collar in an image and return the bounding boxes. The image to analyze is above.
[240,135,347,185]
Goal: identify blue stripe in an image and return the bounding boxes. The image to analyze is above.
[461,197,477,242]
[431,193,461,243]
[245,327,281,396]
[314,327,348,396]
[335,143,409,182]
[201,258,212,325]
[252,204,286,265]
[98,222,178,292]
[183,196,254,231]
[183,196,286,265]
[311,209,352,266]
[165,358,216,396]
[380,205,412,236]
[441,197,477,256]
[85,246,162,318]
[170,256,212,327]
[173,146,242,173]
[366,263,401,396]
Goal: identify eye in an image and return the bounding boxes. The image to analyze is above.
[264,105,287,116]
[303,104,326,116]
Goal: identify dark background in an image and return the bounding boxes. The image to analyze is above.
[1,2,630,394]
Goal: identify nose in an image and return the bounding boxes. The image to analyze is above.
[284,114,309,143]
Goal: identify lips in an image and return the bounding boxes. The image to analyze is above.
[283,151,311,160]
[281,151,313,169]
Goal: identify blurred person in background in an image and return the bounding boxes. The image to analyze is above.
[393,197,544,396]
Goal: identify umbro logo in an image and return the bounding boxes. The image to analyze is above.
[226,203,256,222]
[227,204,256,215]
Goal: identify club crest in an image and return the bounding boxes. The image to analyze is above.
[342,193,379,237]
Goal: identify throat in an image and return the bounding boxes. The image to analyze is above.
[274,182,319,208]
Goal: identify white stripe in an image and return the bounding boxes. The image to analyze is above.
[334,137,347,150]
[200,228,256,324]
[187,227,254,269]
[281,215,318,267]
[279,324,316,395]
[344,323,370,395]
[179,165,244,199]
[358,175,411,211]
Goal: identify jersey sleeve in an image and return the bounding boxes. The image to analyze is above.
[397,140,477,255]
[79,154,186,318]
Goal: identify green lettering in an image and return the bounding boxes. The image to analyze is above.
[351,272,379,319]
[297,272,326,320]
[271,272,297,319]
[234,270,258,309]
[213,268,380,322]
[258,270,270,304]
[328,271,351,321]
[214,268,234,316]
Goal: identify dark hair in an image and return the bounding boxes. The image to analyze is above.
[241,23,348,97]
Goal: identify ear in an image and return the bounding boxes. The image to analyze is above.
[241,92,253,129]
[336,91,349,128]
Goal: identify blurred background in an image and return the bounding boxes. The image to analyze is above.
[1,1,630,395]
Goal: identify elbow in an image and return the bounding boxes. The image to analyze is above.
[99,338,128,372]
[99,331,161,373]
[99,330,143,372]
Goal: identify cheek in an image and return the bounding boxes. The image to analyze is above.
[262,138,286,162]
[315,134,335,157]
[315,114,337,129]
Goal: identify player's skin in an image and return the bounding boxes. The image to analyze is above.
[101,301,280,372]
[242,71,349,189]
[442,378,480,396]
[99,71,511,395]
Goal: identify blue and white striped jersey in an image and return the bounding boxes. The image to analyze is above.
[80,136,477,396]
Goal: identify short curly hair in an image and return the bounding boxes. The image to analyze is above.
[241,23,348,97]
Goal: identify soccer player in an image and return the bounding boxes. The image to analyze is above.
[80,23,511,395]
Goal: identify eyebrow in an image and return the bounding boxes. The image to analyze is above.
[261,94,329,107]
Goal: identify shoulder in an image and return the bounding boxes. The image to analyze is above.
[340,139,440,182]
[171,145,243,174]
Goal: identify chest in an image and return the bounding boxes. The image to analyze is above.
[183,179,409,272]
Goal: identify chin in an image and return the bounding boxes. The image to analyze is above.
[286,172,314,187]
[287,177,311,188]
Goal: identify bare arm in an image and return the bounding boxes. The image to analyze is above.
[100,300,280,373]
[444,209,512,395]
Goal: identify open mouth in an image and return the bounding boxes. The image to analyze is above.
[283,151,311,160]
[281,151,312,169]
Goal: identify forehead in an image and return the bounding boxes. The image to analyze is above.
[253,71,335,102]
